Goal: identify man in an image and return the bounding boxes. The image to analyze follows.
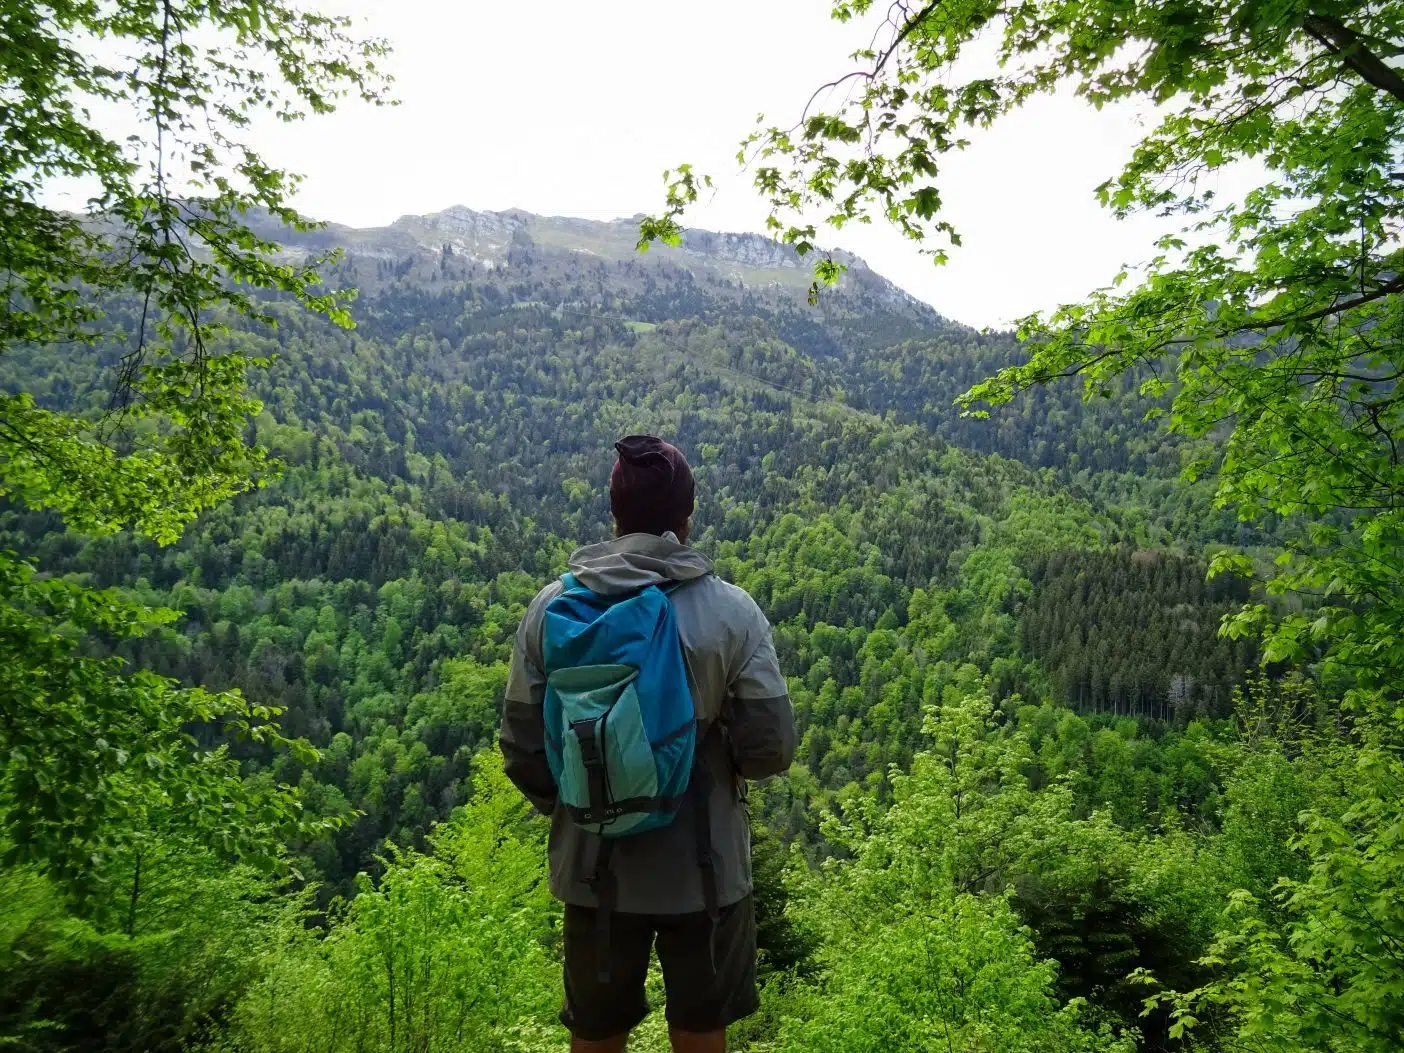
[501,435,796,1053]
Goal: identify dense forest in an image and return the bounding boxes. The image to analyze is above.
[0,213,1318,1052]
[3,1,1403,1053]
[0,224,1262,890]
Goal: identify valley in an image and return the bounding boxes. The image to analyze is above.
[2,206,1297,1052]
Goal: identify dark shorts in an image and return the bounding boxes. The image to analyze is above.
[560,895,759,1040]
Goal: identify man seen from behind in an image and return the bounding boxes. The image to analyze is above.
[501,435,796,1053]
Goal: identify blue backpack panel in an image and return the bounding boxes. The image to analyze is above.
[542,573,696,837]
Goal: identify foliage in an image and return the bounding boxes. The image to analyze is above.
[1141,720,1404,1051]
[223,753,560,1053]
[765,694,1139,1052]
[0,851,298,1053]
[0,0,390,893]
[749,813,818,979]
[0,553,324,896]
[772,890,1133,1053]
[1,0,388,538]
[650,0,1404,720]
[1020,549,1256,719]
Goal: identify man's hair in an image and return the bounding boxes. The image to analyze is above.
[610,435,695,537]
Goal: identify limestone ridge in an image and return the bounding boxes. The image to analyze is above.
[247,204,947,324]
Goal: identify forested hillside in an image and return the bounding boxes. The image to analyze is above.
[2,208,1258,888]
[4,206,1296,1052]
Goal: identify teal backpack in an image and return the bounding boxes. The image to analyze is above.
[541,572,698,836]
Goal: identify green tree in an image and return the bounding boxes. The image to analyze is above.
[769,694,1137,1052]
[225,753,560,1053]
[644,8,1404,1043]
[649,0,1403,720]
[0,0,390,892]
[1142,700,1404,1051]
[0,847,299,1053]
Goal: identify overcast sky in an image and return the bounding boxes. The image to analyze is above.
[250,0,1176,330]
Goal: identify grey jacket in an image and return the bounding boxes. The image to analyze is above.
[500,532,795,914]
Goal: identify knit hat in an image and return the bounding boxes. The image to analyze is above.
[610,435,695,536]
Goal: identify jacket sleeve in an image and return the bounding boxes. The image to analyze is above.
[722,600,796,781]
[500,588,559,815]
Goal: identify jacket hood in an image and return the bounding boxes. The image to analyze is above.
[567,532,713,595]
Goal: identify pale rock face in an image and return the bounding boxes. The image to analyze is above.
[680,230,803,270]
[394,206,525,262]
[422,205,525,242]
[396,206,857,276]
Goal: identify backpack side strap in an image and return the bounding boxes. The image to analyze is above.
[584,836,616,984]
[691,723,722,974]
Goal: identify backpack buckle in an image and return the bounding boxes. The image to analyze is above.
[570,718,604,769]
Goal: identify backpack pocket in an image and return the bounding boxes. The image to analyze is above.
[549,664,660,836]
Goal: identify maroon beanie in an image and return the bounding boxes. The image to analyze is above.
[610,435,695,536]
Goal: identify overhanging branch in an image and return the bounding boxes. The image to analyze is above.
[1241,274,1404,331]
[795,0,945,128]
[1304,13,1404,103]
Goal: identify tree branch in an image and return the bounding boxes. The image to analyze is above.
[796,0,945,127]
[1304,13,1404,103]
[1240,275,1404,332]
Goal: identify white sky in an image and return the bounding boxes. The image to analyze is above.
[250,1,1177,329]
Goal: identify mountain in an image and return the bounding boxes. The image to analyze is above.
[2,203,1277,1052]
[238,204,1214,485]
[252,203,945,320]
[3,202,1252,870]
